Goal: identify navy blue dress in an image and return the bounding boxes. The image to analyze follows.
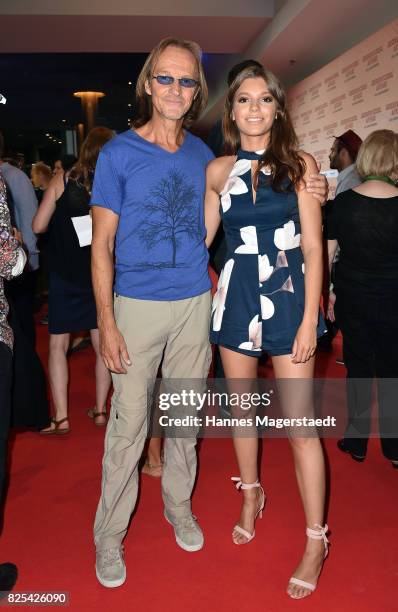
[48,179,97,335]
[210,149,326,356]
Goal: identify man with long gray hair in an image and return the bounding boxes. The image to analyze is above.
[90,37,328,588]
[91,37,213,588]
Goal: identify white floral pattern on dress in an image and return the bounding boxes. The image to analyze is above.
[275,250,288,269]
[258,254,273,286]
[274,220,301,251]
[260,295,275,320]
[212,258,235,331]
[239,314,262,351]
[220,159,250,213]
[234,226,259,254]
[280,275,294,293]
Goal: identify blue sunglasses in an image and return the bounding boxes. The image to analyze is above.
[152,75,198,88]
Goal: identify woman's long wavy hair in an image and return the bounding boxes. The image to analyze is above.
[133,37,208,129]
[223,64,306,192]
[69,126,114,193]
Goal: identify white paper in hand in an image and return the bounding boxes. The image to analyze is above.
[71,215,92,247]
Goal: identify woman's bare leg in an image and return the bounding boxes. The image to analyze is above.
[142,437,163,477]
[272,354,326,599]
[90,329,112,424]
[220,346,262,544]
[42,332,70,431]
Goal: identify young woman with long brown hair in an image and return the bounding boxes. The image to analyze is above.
[33,127,114,433]
[205,64,329,599]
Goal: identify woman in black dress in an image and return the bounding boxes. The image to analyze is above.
[327,129,398,468]
[32,127,114,433]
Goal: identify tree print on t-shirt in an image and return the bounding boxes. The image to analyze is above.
[138,168,202,268]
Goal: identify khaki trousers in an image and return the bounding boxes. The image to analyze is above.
[94,291,212,550]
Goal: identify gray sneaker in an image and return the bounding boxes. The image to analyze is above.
[95,546,126,588]
[164,509,204,552]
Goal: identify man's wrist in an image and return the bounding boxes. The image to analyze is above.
[98,308,116,329]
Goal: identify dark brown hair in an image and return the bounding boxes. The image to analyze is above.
[69,126,114,192]
[222,64,306,192]
[133,37,208,129]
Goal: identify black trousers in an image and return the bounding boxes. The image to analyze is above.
[0,343,12,499]
[336,290,398,460]
[5,270,38,347]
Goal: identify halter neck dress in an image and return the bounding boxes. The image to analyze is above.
[209,148,326,356]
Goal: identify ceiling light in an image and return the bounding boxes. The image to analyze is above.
[128,81,132,85]
[73,91,105,100]
[62,119,66,123]
[128,103,132,107]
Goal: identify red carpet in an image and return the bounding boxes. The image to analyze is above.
[1,323,397,611]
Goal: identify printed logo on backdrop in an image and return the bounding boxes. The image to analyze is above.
[296,91,308,107]
[287,19,398,183]
[349,84,367,106]
[301,110,312,125]
[324,72,339,92]
[340,115,358,130]
[330,94,345,114]
[386,100,398,122]
[342,60,359,83]
[363,46,383,71]
[309,129,321,144]
[323,122,338,136]
[388,36,398,58]
[361,107,381,130]
[372,72,393,97]
[314,102,328,120]
[309,82,322,100]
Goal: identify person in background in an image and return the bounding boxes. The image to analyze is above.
[50,158,88,337]
[31,162,52,203]
[31,162,53,322]
[38,157,77,328]
[0,169,27,594]
[326,129,398,469]
[329,129,363,196]
[53,159,63,176]
[0,131,39,346]
[15,153,25,173]
[32,127,113,433]
[53,155,77,178]
[322,130,363,358]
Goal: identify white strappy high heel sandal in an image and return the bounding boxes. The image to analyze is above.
[230,477,266,544]
[288,523,329,597]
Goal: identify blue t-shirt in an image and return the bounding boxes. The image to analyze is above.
[91,129,214,301]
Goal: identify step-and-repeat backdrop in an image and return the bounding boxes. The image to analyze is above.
[288,18,398,193]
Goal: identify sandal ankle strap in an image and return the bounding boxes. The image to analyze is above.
[306,523,329,547]
[231,476,260,490]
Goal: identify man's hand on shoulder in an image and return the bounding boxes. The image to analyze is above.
[300,151,329,205]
